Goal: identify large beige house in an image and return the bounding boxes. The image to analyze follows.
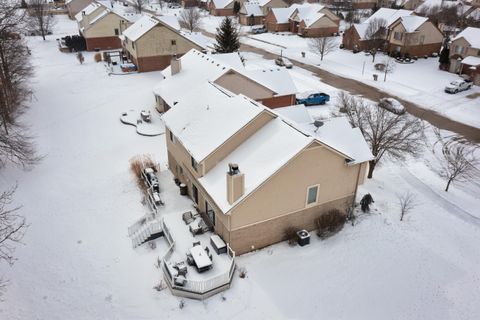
[153,49,298,111]
[209,0,246,16]
[265,3,340,36]
[75,0,140,51]
[162,82,372,255]
[449,27,480,85]
[66,0,93,19]
[343,8,443,57]
[121,15,207,72]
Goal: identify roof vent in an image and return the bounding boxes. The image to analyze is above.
[313,120,324,132]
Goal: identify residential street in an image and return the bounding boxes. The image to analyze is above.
[202,30,480,142]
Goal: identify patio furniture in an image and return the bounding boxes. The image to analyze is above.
[182,211,195,225]
[174,261,188,277]
[174,275,186,286]
[190,245,213,273]
[193,240,201,247]
[210,234,227,254]
[205,247,213,261]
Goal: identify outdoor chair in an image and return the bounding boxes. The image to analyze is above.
[193,241,201,247]
[186,253,194,266]
[182,211,194,225]
[174,275,186,287]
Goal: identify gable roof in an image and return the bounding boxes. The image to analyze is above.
[242,2,263,16]
[364,8,414,27]
[153,49,297,106]
[212,0,234,9]
[122,15,181,42]
[270,6,297,23]
[290,3,327,27]
[199,113,313,213]
[74,1,101,21]
[396,15,428,32]
[452,27,480,48]
[353,23,369,39]
[162,82,265,162]
[153,50,244,107]
[75,0,141,24]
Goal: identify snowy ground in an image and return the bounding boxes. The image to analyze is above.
[1,15,480,320]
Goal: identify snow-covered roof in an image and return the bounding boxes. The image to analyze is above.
[74,2,100,21]
[452,27,480,48]
[353,23,369,39]
[179,31,210,49]
[274,104,312,124]
[239,68,297,96]
[123,15,159,41]
[199,115,313,213]
[461,56,480,66]
[212,0,233,9]
[364,8,414,27]
[397,15,428,32]
[162,82,264,162]
[123,15,181,42]
[270,7,297,23]
[153,49,243,107]
[290,3,327,27]
[243,2,263,16]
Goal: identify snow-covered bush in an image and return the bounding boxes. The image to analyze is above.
[284,226,297,246]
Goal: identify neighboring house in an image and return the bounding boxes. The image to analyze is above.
[75,1,140,51]
[209,0,245,16]
[153,49,298,111]
[239,0,288,26]
[343,8,443,57]
[265,3,340,36]
[121,15,208,72]
[66,0,93,19]
[182,0,200,7]
[162,82,373,255]
[449,27,480,84]
[386,15,443,57]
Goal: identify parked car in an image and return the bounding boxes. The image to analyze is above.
[168,2,181,8]
[275,57,293,69]
[251,26,266,34]
[444,79,473,94]
[378,98,406,115]
[296,92,330,106]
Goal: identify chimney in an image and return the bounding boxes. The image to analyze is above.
[226,163,245,205]
[170,55,181,76]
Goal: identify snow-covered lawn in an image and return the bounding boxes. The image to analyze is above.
[242,32,480,129]
[1,16,480,320]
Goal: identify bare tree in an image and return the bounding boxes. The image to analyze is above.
[363,18,387,62]
[0,1,39,168]
[132,0,146,13]
[382,58,395,82]
[398,192,416,221]
[178,7,202,32]
[26,0,55,40]
[433,130,480,192]
[308,36,337,61]
[336,92,425,178]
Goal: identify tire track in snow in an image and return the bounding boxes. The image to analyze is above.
[401,169,480,227]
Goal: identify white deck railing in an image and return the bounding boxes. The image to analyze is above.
[161,220,235,296]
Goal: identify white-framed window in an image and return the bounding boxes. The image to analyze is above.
[393,32,403,41]
[455,45,464,55]
[306,184,319,206]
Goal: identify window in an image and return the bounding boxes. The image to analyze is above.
[455,45,464,55]
[306,185,319,205]
[192,184,198,204]
[419,35,425,44]
[191,156,198,171]
[171,40,176,46]
[114,28,119,35]
[206,201,215,226]
[132,41,135,49]
[393,32,403,41]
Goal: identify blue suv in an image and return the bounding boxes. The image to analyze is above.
[296,93,330,106]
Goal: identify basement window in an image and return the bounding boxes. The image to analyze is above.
[306,185,319,206]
